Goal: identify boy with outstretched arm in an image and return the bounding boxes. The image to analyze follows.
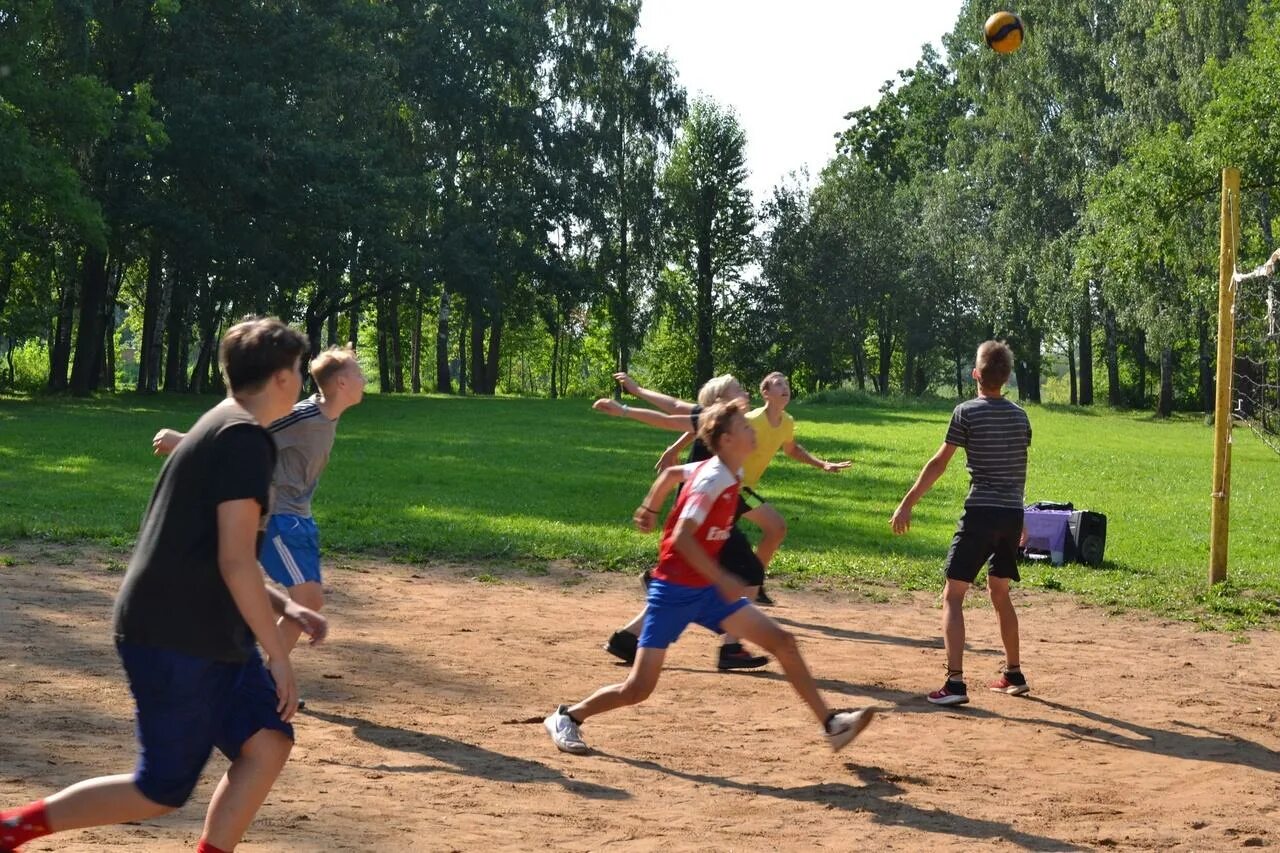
[890,340,1032,706]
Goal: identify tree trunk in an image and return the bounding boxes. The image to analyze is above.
[1104,305,1121,406]
[70,246,109,396]
[326,310,339,349]
[1079,293,1094,405]
[876,304,893,395]
[48,274,76,392]
[695,239,714,391]
[1199,307,1213,414]
[435,286,452,393]
[164,271,190,393]
[0,257,13,318]
[457,306,468,395]
[1135,329,1147,408]
[389,285,404,393]
[139,238,163,392]
[411,289,422,394]
[485,310,502,395]
[1067,336,1077,406]
[348,297,361,354]
[1157,344,1174,417]
[469,300,486,395]
[376,291,391,393]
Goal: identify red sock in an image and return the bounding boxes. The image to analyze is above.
[196,839,231,853]
[0,800,52,850]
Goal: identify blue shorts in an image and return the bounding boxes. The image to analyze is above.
[638,580,750,649]
[119,642,294,808]
[259,514,321,587]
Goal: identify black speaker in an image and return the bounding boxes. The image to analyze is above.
[1065,511,1107,567]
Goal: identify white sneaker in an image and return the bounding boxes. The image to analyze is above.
[544,705,589,754]
[824,708,875,752]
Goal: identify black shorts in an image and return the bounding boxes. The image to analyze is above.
[943,506,1024,584]
[720,524,765,586]
[735,486,765,521]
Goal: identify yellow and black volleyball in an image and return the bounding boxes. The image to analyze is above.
[983,11,1024,54]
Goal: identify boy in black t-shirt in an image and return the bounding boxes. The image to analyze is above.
[1,317,326,853]
[890,340,1033,707]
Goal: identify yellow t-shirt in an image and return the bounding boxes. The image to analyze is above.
[741,406,794,488]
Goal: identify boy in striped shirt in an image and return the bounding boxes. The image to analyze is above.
[890,341,1032,706]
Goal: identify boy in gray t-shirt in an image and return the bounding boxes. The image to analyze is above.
[153,346,365,653]
[890,340,1032,707]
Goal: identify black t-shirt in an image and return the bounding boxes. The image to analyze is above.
[113,400,276,662]
[687,404,712,463]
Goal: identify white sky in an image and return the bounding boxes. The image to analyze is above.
[637,0,964,205]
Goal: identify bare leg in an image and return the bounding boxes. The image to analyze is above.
[200,729,293,851]
[276,581,323,653]
[942,579,969,677]
[720,605,829,724]
[987,576,1020,668]
[742,503,787,568]
[568,647,666,722]
[41,775,175,831]
[720,585,758,646]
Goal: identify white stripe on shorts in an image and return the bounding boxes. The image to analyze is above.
[273,535,306,586]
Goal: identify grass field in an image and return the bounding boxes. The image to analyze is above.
[2,391,1279,628]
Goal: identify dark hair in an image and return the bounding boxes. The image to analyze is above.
[219,316,309,392]
[976,340,1014,388]
[697,398,748,452]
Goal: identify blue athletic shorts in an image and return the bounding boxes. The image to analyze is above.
[638,579,751,649]
[259,514,321,587]
[118,642,294,807]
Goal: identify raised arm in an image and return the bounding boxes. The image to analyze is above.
[657,432,696,471]
[1233,247,1280,284]
[783,439,852,473]
[890,442,959,534]
[613,372,696,415]
[592,398,699,432]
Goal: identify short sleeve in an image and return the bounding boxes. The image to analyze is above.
[211,424,275,512]
[943,406,968,447]
[678,467,731,525]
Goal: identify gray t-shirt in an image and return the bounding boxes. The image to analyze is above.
[269,395,338,518]
[944,396,1032,510]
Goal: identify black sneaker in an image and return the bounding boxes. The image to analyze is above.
[717,642,769,671]
[927,679,969,706]
[755,586,775,606]
[604,630,638,664]
[296,699,307,711]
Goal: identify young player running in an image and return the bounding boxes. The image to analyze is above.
[545,399,875,755]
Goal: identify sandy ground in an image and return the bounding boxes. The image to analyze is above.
[2,545,1279,852]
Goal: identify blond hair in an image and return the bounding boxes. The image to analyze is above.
[309,346,359,388]
[976,341,1014,389]
[697,374,740,407]
[697,398,747,452]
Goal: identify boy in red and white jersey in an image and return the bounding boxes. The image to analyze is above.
[544,399,875,756]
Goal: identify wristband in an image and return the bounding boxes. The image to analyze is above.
[640,505,658,514]
[621,404,630,415]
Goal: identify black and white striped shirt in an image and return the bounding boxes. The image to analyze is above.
[944,396,1031,510]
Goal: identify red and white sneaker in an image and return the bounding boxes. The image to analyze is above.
[927,680,969,706]
[988,670,1030,696]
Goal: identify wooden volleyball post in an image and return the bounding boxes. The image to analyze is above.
[1209,167,1240,585]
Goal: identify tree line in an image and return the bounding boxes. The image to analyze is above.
[3,0,1279,413]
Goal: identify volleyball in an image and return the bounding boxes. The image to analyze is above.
[984,11,1024,54]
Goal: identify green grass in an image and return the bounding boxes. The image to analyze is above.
[2,391,1279,628]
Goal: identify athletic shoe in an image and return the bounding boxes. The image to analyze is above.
[927,680,969,706]
[716,642,769,671]
[296,699,306,711]
[755,586,775,606]
[544,705,589,754]
[988,670,1030,696]
[824,708,876,752]
[604,629,638,665]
